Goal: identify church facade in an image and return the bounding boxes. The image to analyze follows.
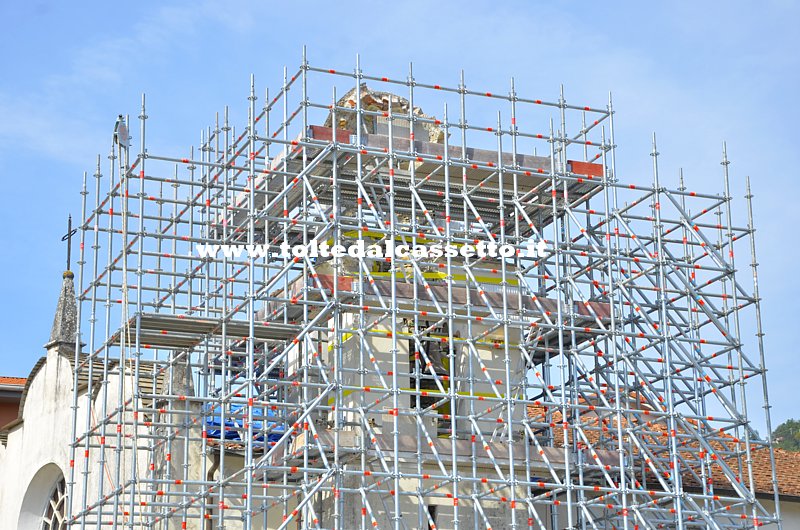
[3,272,800,528]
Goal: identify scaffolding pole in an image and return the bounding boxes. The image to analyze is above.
[66,53,781,530]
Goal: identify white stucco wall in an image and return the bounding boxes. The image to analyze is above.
[0,347,157,529]
[0,347,267,529]
[0,347,73,529]
[761,498,800,529]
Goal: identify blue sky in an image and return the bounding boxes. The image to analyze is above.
[0,1,797,431]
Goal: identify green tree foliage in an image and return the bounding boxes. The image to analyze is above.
[772,419,800,451]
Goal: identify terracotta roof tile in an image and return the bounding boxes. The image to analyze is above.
[0,377,26,386]
[527,403,799,498]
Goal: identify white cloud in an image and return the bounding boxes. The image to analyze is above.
[0,0,254,165]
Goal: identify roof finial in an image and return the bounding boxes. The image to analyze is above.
[47,259,78,349]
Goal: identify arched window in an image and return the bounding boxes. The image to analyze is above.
[17,463,67,530]
[40,475,66,530]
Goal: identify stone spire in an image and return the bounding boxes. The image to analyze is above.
[45,270,78,350]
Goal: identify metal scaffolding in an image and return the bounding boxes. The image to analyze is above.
[66,51,782,529]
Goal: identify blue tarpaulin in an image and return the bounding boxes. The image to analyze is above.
[204,404,285,444]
